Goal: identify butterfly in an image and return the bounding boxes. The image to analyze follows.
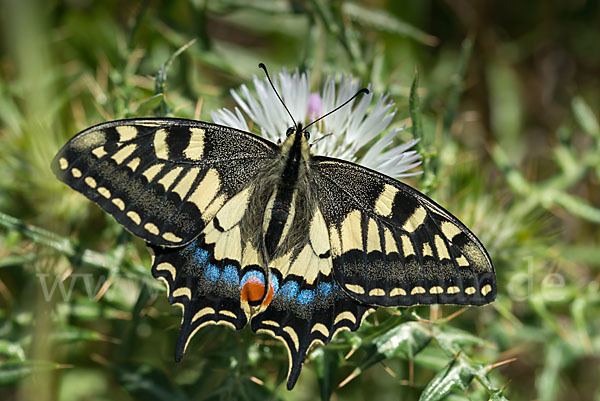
[51,72,495,390]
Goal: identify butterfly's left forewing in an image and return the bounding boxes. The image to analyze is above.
[51,118,277,247]
[312,156,496,307]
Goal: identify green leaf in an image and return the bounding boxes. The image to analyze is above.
[419,358,477,401]
[0,340,25,360]
[443,37,473,134]
[551,190,600,223]
[115,363,189,401]
[154,39,197,116]
[341,3,438,46]
[0,360,65,385]
[135,94,165,115]
[432,325,488,356]
[315,348,341,401]
[572,96,600,138]
[360,321,432,371]
[409,71,423,142]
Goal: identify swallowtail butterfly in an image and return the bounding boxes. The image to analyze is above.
[52,69,495,389]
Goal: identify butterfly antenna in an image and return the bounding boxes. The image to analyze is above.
[258,63,297,127]
[303,87,370,131]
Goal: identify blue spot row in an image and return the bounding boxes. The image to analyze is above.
[275,280,334,306]
[183,242,240,286]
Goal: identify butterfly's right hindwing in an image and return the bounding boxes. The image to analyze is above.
[51,118,278,246]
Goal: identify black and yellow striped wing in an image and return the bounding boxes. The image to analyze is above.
[312,156,496,306]
[52,117,278,364]
[251,259,373,389]
[51,118,277,247]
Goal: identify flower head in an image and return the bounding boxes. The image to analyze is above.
[211,69,421,178]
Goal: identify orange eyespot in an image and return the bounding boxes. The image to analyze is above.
[241,280,266,303]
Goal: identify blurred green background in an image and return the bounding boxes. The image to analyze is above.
[1,0,599,400]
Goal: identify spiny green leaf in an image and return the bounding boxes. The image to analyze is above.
[361,321,432,370]
[419,358,478,401]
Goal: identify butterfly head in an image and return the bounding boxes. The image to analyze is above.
[285,123,310,140]
[280,123,313,162]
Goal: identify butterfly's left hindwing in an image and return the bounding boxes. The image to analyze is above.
[312,156,496,307]
[150,237,248,361]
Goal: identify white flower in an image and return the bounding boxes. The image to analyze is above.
[211,69,422,178]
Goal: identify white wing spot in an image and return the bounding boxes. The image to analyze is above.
[446,286,460,294]
[58,158,68,170]
[189,169,220,213]
[481,284,492,296]
[390,287,407,296]
[366,218,381,253]
[144,222,159,235]
[97,187,111,198]
[127,211,141,225]
[465,287,476,295]
[334,311,357,325]
[219,310,237,319]
[85,176,97,188]
[368,288,385,296]
[112,198,125,211]
[410,286,426,295]
[345,284,365,295]
[163,232,182,242]
[172,168,199,200]
[71,168,82,178]
[383,227,398,254]
[155,262,176,280]
[429,286,444,294]
[157,167,183,191]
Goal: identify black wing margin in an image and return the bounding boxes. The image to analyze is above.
[312,156,496,307]
[51,118,277,246]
